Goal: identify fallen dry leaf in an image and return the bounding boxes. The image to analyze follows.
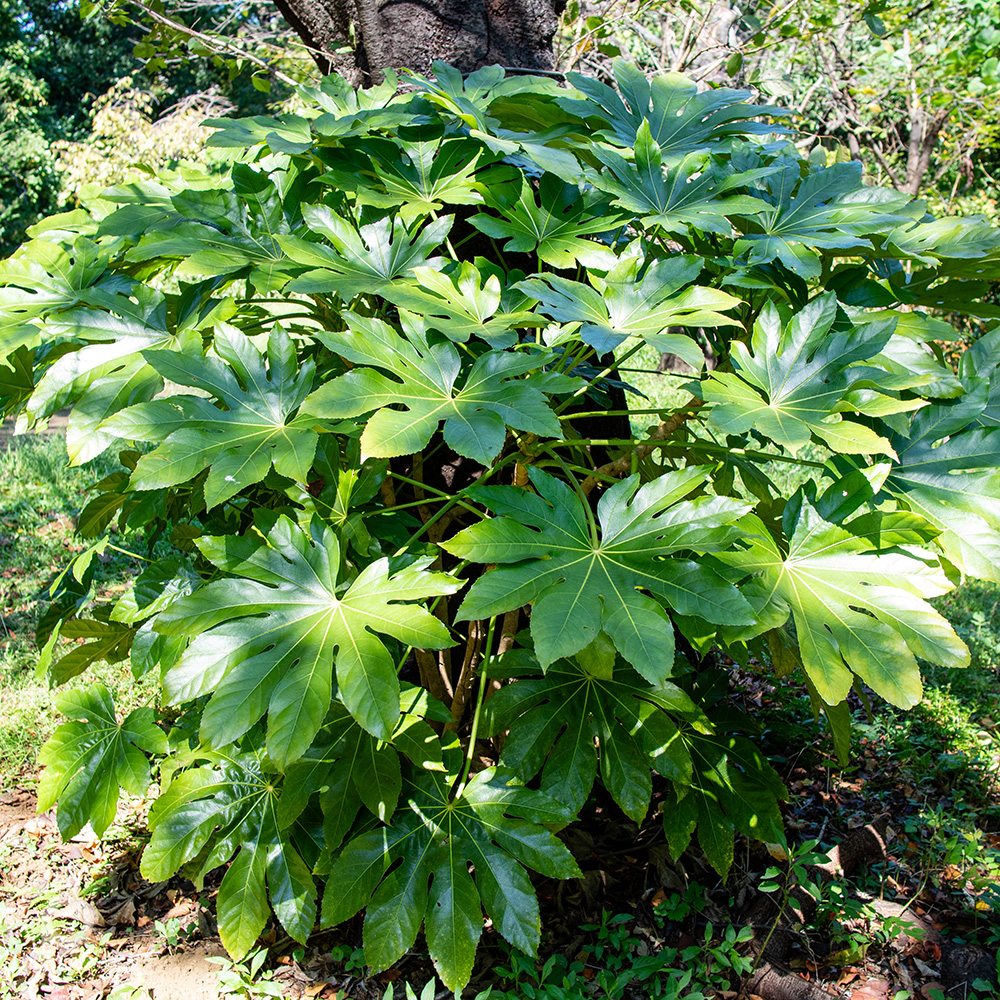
[50,895,106,927]
[163,899,194,920]
[103,896,136,925]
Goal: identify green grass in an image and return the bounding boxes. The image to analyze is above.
[0,433,156,788]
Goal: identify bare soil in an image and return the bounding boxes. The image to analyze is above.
[0,785,227,999]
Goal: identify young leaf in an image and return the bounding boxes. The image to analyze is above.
[302,315,562,465]
[443,467,752,683]
[37,683,166,839]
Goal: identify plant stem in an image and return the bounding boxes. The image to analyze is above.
[454,615,497,799]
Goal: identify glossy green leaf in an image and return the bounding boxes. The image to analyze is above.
[141,749,316,955]
[561,59,785,154]
[38,683,165,839]
[881,389,1000,580]
[103,325,319,507]
[591,132,769,234]
[469,172,623,269]
[324,764,580,993]
[484,654,705,821]
[519,255,740,361]
[380,263,543,348]
[703,294,896,455]
[733,161,914,278]
[718,504,968,708]
[279,209,452,296]
[155,515,459,758]
[444,467,752,682]
[303,314,562,464]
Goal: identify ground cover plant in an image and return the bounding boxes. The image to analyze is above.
[4,59,1000,996]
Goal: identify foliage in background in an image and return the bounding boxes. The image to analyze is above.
[0,0,305,253]
[558,0,1000,220]
[0,0,143,251]
[54,79,230,202]
[4,56,1000,994]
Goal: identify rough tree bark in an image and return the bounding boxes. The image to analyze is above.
[271,0,566,85]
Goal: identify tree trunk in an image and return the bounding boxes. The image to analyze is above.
[903,102,951,197]
[271,0,566,85]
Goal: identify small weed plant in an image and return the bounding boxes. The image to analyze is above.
[476,908,753,1000]
[5,59,1000,992]
[209,948,283,1000]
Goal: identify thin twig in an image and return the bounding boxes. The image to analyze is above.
[580,401,704,496]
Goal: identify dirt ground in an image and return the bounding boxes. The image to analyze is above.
[0,783,398,1000]
[0,785,228,999]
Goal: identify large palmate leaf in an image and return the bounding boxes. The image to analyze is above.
[278,208,452,296]
[880,388,1000,580]
[380,263,542,348]
[369,137,493,219]
[408,61,566,136]
[560,59,784,154]
[141,749,317,956]
[483,651,706,821]
[660,732,786,876]
[717,504,968,709]
[469,172,623,269]
[123,172,297,290]
[733,161,913,278]
[155,515,460,760]
[302,315,562,464]
[519,255,740,364]
[37,683,166,839]
[308,70,426,140]
[102,326,319,508]
[322,762,580,993]
[590,129,769,235]
[405,64,584,181]
[702,294,896,455]
[443,467,753,683]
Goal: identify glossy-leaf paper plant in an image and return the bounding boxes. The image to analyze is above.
[4,60,999,991]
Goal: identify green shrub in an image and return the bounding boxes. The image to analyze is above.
[2,60,1000,992]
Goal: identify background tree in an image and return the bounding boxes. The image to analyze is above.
[559,0,1000,217]
[272,0,567,84]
